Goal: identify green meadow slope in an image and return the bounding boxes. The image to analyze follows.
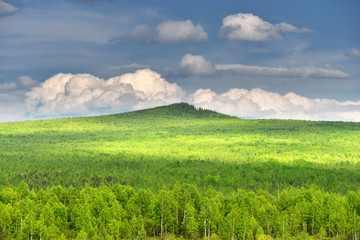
[0,102,359,193]
[1,103,360,239]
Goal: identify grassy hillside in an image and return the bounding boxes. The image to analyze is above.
[0,102,359,193]
[1,103,360,239]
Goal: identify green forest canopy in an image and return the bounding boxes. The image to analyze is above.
[0,103,360,239]
[1,103,359,193]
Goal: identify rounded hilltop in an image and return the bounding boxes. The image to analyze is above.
[115,102,234,119]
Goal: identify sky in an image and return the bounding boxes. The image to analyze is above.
[0,0,360,122]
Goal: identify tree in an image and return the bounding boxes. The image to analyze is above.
[46,223,61,239]
[154,187,176,238]
[0,203,11,239]
[137,217,148,240]
[316,227,328,240]
[183,202,198,239]
[76,228,88,240]
[23,211,36,240]
[17,181,31,200]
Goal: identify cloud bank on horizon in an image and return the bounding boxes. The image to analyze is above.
[24,69,360,122]
[1,1,359,122]
[25,69,184,116]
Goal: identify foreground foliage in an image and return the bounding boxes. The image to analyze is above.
[1,182,359,239]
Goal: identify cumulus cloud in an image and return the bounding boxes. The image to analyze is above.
[215,64,350,79]
[0,0,17,17]
[25,69,184,116]
[188,88,360,121]
[219,13,312,41]
[18,76,41,89]
[124,20,208,44]
[0,82,17,91]
[22,68,360,122]
[178,54,215,76]
[345,48,360,58]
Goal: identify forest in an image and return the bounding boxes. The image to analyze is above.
[0,103,360,239]
[1,181,359,240]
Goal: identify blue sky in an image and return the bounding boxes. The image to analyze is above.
[0,0,359,122]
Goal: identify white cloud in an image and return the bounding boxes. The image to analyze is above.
[0,90,31,122]
[109,63,151,70]
[219,13,312,41]
[188,88,360,121]
[173,54,350,79]
[22,68,360,122]
[0,1,17,17]
[155,20,208,43]
[125,20,208,44]
[25,69,184,116]
[215,64,350,79]
[178,54,215,76]
[18,76,41,88]
[0,82,17,91]
[0,97,28,122]
[274,22,311,34]
[345,48,360,58]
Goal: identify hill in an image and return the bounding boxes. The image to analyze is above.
[0,103,360,239]
[0,103,359,193]
[115,102,233,119]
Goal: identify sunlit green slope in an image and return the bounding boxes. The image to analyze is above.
[0,103,359,193]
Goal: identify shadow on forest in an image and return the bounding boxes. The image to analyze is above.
[2,153,359,194]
